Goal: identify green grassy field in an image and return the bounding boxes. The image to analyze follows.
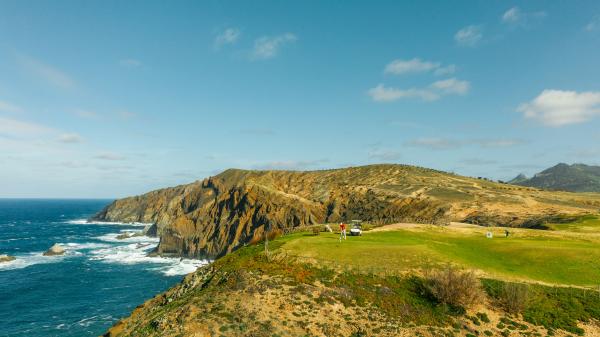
[546,214,600,232]
[279,221,600,287]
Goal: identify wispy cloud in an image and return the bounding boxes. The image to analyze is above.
[368,148,402,161]
[585,16,600,32]
[406,138,462,150]
[58,133,84,144]
[368,84,439,102]
[251,159,328,171]
[384,58,456,77]
[73,109,100,119]
[460,158,499,166]
[0,100,24,114]
[502,7,521,24]
[239,128,276,136]
[368,78,470,103]
[518,89,600,126]
[474,139,526,148]
[384,58,438,75]
[454,25,483,47]
[214,27,241,49]
[434,64,457,76]
[251,33,297,60]
[118,110,137,120]
[15,53,76,89]
[405,137,525,151]
[119,58,142,67]
[430,78,470,95]
[95,152,126,161]
[501,7,547,27]
[0,116,54,138]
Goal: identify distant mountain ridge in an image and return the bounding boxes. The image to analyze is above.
[509,163,600,192]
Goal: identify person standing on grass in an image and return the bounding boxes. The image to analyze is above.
[339,222,347,242]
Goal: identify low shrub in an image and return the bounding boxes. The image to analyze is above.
[311,226,321,235]
[501,283,529,314]
[425,266,484,309]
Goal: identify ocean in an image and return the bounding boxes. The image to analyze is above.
[0,199,208,336]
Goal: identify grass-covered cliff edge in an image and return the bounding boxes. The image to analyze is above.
[92,164,600,259]
[104,221,600,337]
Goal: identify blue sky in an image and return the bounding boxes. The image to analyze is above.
[1,1,600,198]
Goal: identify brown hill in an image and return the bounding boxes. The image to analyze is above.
[92,164,600,258]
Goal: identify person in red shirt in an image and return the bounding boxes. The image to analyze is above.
[339,222,347,242]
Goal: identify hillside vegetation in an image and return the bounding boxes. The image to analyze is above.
[104,219,600,337]
[510,163,600,192]
[93,164,600,259]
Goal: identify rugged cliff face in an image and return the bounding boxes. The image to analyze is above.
[92,164,600,258]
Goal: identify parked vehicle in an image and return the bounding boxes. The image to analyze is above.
[350,220,362,236]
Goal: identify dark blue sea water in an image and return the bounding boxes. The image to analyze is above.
[0,199,207,337]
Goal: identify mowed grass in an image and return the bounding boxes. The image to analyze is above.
[546,214,600,232]
[279,224,600,287]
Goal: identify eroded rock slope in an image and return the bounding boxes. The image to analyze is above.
[92,164,600,258]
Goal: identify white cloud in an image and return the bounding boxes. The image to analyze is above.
[585,16,600,32]
[454,25,483,47]
[214,27,241,48]
[15,53,76,89]
[502,7,547,27]
[460,158,498,166]
[0,117,54,138]
[404,138,524,151]
[384,58,456,76]
[251,33,297,59]
[368,84,439,102]
[474,139,526,148]
[368,78,470,103]
[502,7,521,23]
[95,152,126,161]
[434,64,457,76]
[384,58,439,75]
[518,89,600,126]
[406,138,461,150]
[74,109,99,119]
[58,133,84,144]
[430,78,470,95]
[0,100,23,114]
[118,110,137,120]
[251,159,328,171]
[119,59,142,67]
[368,149,402,161]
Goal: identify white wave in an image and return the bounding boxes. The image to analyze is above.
[89,241,209,276]
[65,219,152,227]
[161,259,209,276]
[61,242,112,250]
[0,252,65,271]
[95,232,160,243]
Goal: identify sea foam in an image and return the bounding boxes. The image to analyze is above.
[89,235,208,276]
[65,219,152,226]
[0,252,65,271]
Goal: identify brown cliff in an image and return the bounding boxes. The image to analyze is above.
[92,164,600,258]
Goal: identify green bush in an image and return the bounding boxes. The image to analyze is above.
[482,279,600,335]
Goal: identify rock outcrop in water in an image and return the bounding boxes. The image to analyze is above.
[92,164,600,259]
[0,254,15,263]
[43,243,65,256]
